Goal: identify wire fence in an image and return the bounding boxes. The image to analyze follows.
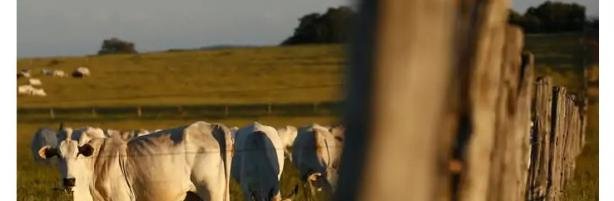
[18,101,343,121]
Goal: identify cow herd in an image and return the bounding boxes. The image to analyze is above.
[31,121,345,201]
[18,66,91,97]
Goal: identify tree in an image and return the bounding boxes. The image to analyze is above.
[507,2,588,33]
[97,38,137,55]
[282,6,354,45]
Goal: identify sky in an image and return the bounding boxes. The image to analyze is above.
[18,0,597,58]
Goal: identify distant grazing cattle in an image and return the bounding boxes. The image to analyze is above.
[42,68,53,75]
[28,78,42,86]
[72,67,90,78]
[42,68,66,77]
[18,85,46,96]
[232,122,288,201]
[35,121,233,201]
[53,70,66,77]
[292,124,344,198]
[18,69,31,79]
[18,85,34,94]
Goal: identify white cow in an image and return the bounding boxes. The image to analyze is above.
[18,84,47,96]
[232,122,285,201]
[72,67,90,78]
[36,121,233,201]
[18,85,34,94]
[18,69,31,78]
[53,70,66,77]
[276,126,298,162]
[29,78,42,86]
[42,68,53,75]
[291,124,344,197]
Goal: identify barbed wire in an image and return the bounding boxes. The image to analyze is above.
[49,145,344,160]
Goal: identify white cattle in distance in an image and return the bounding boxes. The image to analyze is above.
[18,69,31,79]
[42,68,53,75]
[292,124,344,197]
[72,67,90,78]
[18,85,34,94]
[276,125,298,162]
[53,70,66,77]
[28,78,42,86]
[232,122,288,201]
[18,85,46,96]
[35,121,233,201]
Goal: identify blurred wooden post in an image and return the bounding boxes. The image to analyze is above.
[137,106,142,117]
[91,107,97,118]
[312,102,318,113]
[267,103,272,115]
[337,0,587,200]
[350,0,456,200]
[224,105,229,117]
[177,106,184,117]
[49,108,55,119]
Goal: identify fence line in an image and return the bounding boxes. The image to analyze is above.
[18,101,343,120]
[526,78,587,201]
[338,0,588,200]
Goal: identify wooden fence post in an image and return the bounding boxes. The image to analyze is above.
[177,106,184,117]
[349,0,456,200]
[225,105,229,117]
[91,107,97,118]
[49,108,55,119]
[527,77,553,201]
[137,106,142,118]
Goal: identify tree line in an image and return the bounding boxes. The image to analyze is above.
[508,1,597,33]
[96,2,598,54]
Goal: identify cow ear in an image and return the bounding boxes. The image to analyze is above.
[78,144,94,157]
[38,145,57,159]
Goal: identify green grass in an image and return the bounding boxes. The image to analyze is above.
[18,45,346,200]
[17,45,345,108]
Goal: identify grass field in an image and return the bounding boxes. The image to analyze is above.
[17,32,597,201]
[17,45,345,107]
[18,44,346,201]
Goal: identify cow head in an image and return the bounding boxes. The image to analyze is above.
[37,127,96,193]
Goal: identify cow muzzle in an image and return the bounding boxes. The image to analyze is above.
[63,178,76,190]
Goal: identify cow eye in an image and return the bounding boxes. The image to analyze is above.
[78,144,94,157]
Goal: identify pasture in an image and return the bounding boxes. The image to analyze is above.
[17,33,597,201]
[18,44,345,201]
[17,44,345,107]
